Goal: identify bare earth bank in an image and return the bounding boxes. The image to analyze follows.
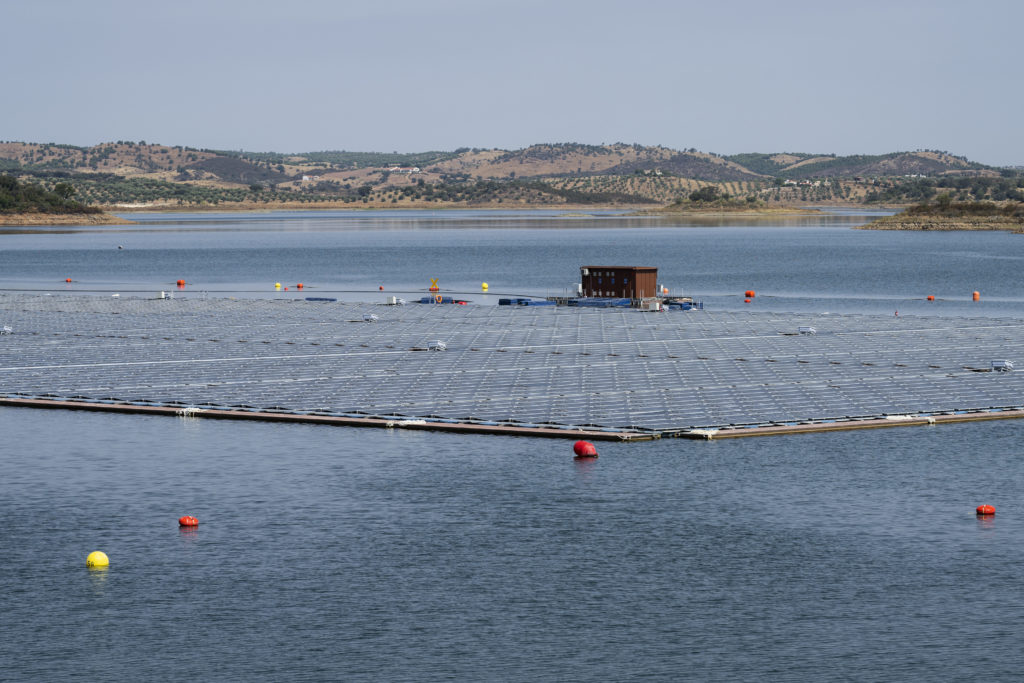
[858,215,1024,232]
[0,212,134,226]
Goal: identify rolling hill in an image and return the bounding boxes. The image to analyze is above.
[0,140,1015,210]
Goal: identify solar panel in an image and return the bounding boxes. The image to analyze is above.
[2,293,1023,435]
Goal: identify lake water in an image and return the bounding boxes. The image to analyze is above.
[3,210,1024,680]
[3,208,1023,316]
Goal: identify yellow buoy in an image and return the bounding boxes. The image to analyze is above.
[86,551,109,568]
[482,282,489,291]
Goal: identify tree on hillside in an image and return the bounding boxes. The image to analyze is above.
[0,174,99,214]
[689,185,720,202]
[53,182,75,199]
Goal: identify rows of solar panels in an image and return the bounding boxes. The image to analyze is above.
[1,294,1022,434]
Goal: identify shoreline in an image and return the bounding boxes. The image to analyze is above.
[635,205,830,217]
[0,212,134,226]
[2,202,900,227]
[858,215,1024,232]
[102,200,653,214]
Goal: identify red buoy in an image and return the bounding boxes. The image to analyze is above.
[178,515,199,527]
[573,440,598,458]
[976,505,995,516]
[65,278,72,282]
[973,291,980,301]
[744,290,756,298]
[379,285,384,291]
[297,283,304,289]
[744,298,751,303]
[927,295,935,301]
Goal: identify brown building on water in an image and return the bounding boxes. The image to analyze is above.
[580,266,658,299]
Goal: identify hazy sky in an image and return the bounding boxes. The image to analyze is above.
[5,0,1021,165]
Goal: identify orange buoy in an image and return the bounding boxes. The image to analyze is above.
[296,283,304,289]
[927,295,935,301]
[744,298,751,303]
[176,279,185,286]
[976,505,995,516]
[573,440,598,458]
[379,285,384,291]
[744,290,756,298]
[178,515,198,527]
[973,291,980,301]
[65,278,72,282]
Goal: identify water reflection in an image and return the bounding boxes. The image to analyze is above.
[976,515,996,531]
[178,527,199,543]
[87,565,109,595]
[573,458,598,480]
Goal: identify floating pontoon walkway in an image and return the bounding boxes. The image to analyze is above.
[1,294,1022,440]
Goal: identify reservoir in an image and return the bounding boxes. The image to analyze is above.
[3,210,1024,680]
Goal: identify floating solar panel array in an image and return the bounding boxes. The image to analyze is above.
[1,293,1022,436]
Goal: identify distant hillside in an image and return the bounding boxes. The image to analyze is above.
[213,148,462,170]
[724,153,818,175]
[599,151,759,181]
[0,141,217,174]
[432,143,670,178]
[184,156,291,184]
[724,150,990,179]
[434,143,759,181]
[0,140,1014,210]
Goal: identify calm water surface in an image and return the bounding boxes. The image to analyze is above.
[3,210,1024,680]
[2,208,1022,316]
